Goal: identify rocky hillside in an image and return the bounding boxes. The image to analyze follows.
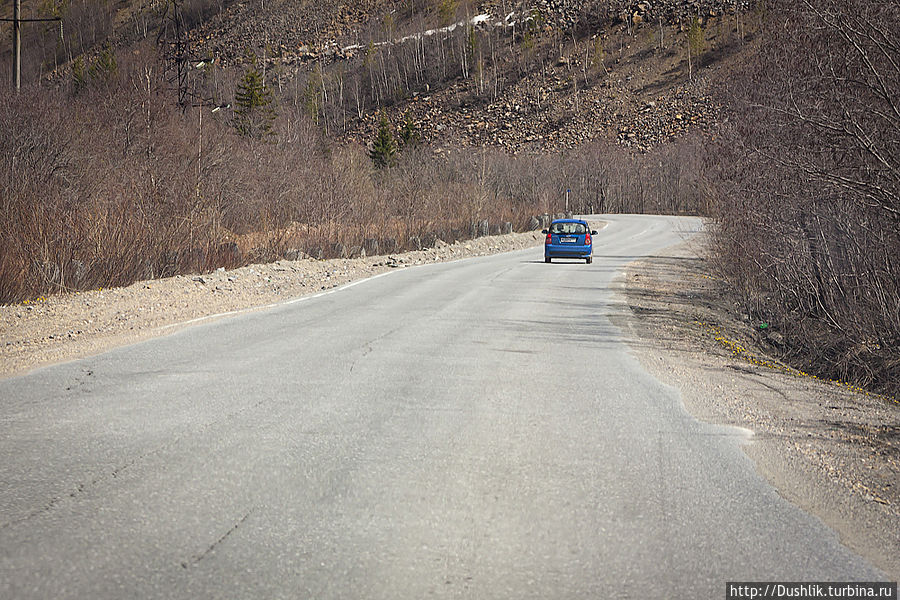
[341,32,726,154]
[3,0,758,153]
[146,0,759,152]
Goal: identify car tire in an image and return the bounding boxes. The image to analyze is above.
[545,257,551,263]
[586,257,592,264]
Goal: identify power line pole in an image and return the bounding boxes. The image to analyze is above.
[157,0,205,110]
[12,0,20,90]
[2,1,62,91]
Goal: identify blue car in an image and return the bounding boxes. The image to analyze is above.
[543,219,597,264]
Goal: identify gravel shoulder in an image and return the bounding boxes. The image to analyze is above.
[613,233,900,579]
[1,231,544,380]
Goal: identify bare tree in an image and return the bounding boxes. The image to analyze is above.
[709,0,900,394]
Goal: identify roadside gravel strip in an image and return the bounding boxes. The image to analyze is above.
[614,235,900,579]
[0,231,544,379]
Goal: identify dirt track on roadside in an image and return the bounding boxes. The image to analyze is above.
[614,234,900,579]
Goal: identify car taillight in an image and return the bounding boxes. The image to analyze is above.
[545,232,552,244]
[585,232,592,245]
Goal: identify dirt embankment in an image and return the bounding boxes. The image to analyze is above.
[1,230,543,379]
[615,234,900,579]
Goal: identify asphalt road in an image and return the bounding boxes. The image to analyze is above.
[0,215,887,598]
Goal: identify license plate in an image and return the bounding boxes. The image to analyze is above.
[560,237,577,243]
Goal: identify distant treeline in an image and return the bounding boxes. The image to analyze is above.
[0,45,705,304]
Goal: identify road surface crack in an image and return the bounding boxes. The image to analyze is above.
[0,441,179,531]
[348,326,403,373]
[1,396,271,531]
[182,511,252,569]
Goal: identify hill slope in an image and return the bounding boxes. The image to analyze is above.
[2,0,759,152]
[179,0,757,152]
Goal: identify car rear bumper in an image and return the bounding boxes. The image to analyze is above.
[545,244,592,258]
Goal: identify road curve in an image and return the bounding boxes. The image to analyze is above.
[0,215,885,598]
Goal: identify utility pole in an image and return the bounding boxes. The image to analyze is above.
[157,0,206,110]
[2,0,62,91]
[12,0,20,89]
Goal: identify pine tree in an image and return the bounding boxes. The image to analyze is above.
[398,112,420,149]
[369,112,397,168]
[438,0,456,26]
[89,43,118,84]
[72,56,87,94]
[233,53,276,139]
[302,66,323,124]
[687,17,705,81]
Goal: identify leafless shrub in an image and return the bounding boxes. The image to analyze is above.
[708,0,900,395]
[1,24,706,306]
[468,136,707,217]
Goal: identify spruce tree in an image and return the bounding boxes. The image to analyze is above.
[233,53,276,139]
[72,56,87,94]
[369,112,397,168]
[398,112,420,149]
[89,43,118,84]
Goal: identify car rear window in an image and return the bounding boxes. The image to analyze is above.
[550,222,586,234]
